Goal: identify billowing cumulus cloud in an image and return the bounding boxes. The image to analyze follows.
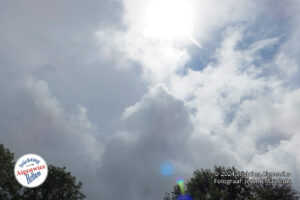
[1,0,300,199]
[96,85,193,200]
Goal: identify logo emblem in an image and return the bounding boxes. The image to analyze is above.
[14,154,48,188]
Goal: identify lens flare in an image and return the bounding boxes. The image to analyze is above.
[176,179,185,194]
[160,162,174,176]
[177,194,192,200]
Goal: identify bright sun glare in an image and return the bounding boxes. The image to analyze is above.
[143,0,195,42]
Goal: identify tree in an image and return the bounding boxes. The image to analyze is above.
[0,144,21,200]
[166,166,299,200]
[0,144,85,200]
[252,182,299,200]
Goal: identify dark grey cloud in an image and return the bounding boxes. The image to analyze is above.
[0,0,146,132]
[0,0,145,199]
[96,86,193,200]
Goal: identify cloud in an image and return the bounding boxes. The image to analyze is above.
[0,76,103,182]
[92,85,240,199]
[1,0,300,199]
[167,25,300,187]
[93,85,193,200]
[97,0,260,82]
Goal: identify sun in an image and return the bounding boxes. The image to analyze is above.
[142,0,195,42]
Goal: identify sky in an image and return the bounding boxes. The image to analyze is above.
[0,0,300,199]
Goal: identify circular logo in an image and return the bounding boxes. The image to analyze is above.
[14,154,48,188]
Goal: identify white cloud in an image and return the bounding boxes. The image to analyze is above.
[97,0,259,82]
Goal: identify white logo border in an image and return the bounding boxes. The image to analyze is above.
[14,153,48,188]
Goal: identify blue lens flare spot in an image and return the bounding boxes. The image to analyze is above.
[160,162,174,176]
[177,194,192,200]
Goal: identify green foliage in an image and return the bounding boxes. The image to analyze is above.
[0,144,85,200]
[166,166,299,200]
[21,165,86,200]
[252,182,299,200]
[0,144,21,200]
[183,166,251,200]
